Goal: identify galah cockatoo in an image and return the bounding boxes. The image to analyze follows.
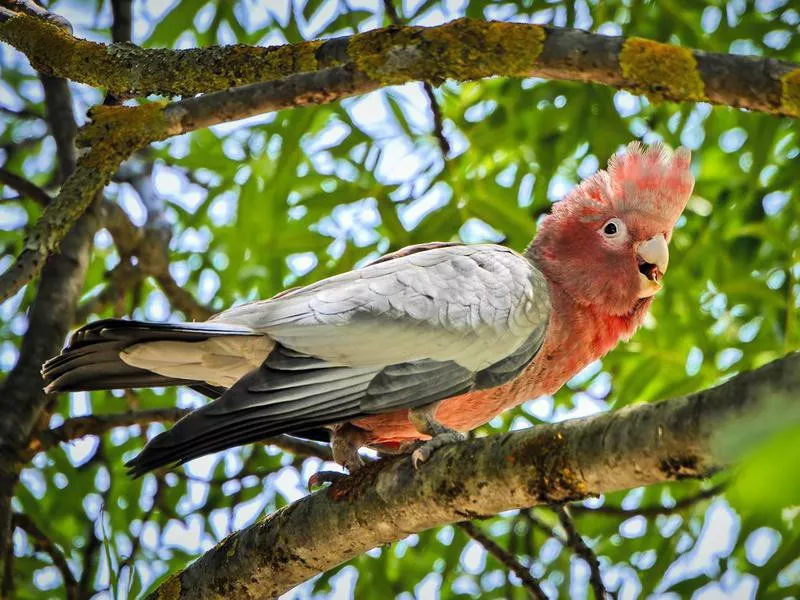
[43,142,693,479]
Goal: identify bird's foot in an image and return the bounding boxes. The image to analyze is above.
[410,431,466,469]
[408,402,466,469]
[308,424,365,489]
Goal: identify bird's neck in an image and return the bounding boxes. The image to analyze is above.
[515,282,651,399]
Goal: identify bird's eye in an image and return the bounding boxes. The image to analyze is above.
[601,218,625,238]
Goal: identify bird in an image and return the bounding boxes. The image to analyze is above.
[42,142,693,481]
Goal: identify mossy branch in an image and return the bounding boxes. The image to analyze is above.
[147,352,799,600]
[0,66,375,301]
[1,13,799,117]
[0,141,132,301]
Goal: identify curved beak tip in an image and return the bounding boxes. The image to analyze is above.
[638,234,669,274]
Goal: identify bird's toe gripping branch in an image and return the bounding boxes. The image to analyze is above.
[408,403,467,469]
[308,423,366,488]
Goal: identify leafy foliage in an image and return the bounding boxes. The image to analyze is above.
[0,0,798,598]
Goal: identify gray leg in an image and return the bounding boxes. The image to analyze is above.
[408,403,466,469]
[308,424,365,488]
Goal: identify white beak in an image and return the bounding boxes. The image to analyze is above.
[637,234,669,298]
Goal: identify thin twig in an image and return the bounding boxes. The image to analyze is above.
[153,273,215,321]
[28,407,334,462]
[1,520,13,600]
[457,521,547,600]
[570,483,727,518]
[0,104,43,120]
[381,0,399,22]
[554,506,611,600]
[0,168,206,323]
[423,82,450,156]
[28,408,192,454]
[75,261,143,323]
[381,0,450,157]
[227,453,258,534]
[267,435,333,462]
[119,472,163,582]
[13,513,79,600]
[0,167,51,206]
[523,509,566,543]
[102,191,214,321]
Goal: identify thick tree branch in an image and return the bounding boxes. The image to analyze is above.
[147,352,798,599]
[1,14,798,117]
[0,73,101,581]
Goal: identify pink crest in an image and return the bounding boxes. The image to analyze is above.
[559,142,694,226]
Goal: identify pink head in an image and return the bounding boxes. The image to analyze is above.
[530,142,694,316]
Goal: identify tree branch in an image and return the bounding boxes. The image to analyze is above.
[28,408,191,454]
[1,13,797,118]
[26,408,334,463]
[457,521,547,599]
[146,352,798,599]
[570,482,727,518]
[0,0,71,32]
[0,64,376,303]
[0,72,101,582]
[13,513,78,600]
[0,167,51,206]
[381,0,450,156]
[554,506,610,599]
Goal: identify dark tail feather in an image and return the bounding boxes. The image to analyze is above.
[124,346,363,477]
[41,318,248,394]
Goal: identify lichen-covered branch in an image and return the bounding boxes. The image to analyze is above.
[148,352,798,600]
[1,13,798,117]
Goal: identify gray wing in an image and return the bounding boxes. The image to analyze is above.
[217,243,549,370]
[126,244,550,475]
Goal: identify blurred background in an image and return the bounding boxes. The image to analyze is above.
[0,0,798,598]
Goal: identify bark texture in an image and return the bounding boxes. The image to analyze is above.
[148,352,799,600]
[1,15,798,116]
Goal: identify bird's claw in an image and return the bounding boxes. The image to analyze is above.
[307,470,348,489]
[411,431,466,469]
